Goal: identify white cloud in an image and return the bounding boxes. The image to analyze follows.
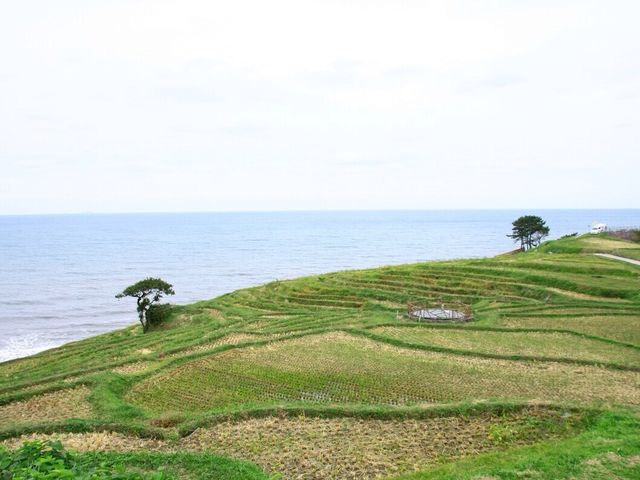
[0,1,639,213]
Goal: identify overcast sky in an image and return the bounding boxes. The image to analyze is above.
[1,1,638,214]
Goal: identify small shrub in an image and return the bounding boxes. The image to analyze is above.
[0,439,169,479]
[146,304,173,328]
[560,232,578,239]
[487,423,516,444]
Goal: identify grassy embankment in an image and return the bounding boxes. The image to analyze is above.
[1,233,639,479]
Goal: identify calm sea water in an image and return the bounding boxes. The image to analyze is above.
[0,210,637,362]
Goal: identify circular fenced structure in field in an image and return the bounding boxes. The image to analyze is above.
[407,302,473,323]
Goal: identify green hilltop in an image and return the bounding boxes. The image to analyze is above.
[1,234,639,479]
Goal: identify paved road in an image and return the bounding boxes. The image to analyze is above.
[594,253,640,266]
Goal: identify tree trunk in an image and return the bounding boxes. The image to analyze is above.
[139,310,147,332]
[136,296,148,332]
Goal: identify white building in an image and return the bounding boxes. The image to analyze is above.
[590,223,607,234]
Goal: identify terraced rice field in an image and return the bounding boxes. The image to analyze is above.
[1,234,639,479]
[0,386,92,428]
[128,332,640,414]
[502,315,640,345]
[370,326,640,367]
[1,407,587,480]
[179,408,586,480]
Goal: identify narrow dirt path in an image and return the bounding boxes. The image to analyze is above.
[594,253,640,267]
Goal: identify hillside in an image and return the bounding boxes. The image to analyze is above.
[1,234,639,479]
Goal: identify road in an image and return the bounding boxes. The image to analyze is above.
[594,253,640,267]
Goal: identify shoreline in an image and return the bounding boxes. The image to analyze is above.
[2,225,637,365]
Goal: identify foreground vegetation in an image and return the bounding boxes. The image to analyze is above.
[1,233,639,479]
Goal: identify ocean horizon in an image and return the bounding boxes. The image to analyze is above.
[1,209,638,362]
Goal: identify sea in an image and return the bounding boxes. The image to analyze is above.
[0,209,637,362]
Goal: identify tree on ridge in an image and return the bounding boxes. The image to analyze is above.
[508,215,550,251]
[116,278,175,333]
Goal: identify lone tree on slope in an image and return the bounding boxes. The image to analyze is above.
[508,215,550,251]
[116,278,175,333]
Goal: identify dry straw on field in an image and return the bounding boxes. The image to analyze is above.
[112,362,154,375]
[1,431,168,452]
[0,386,92,427]
[1,408,582,480]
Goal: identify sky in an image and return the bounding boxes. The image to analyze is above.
[1,0,639,214]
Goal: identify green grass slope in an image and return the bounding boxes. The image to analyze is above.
[538,232,640,260]
[1,234,639,479]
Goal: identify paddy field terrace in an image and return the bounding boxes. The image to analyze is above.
[1,233,639,479]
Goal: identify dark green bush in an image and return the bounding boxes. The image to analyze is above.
[0,440,169,479]
[146,303,173,328]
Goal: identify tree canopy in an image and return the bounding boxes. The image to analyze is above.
[508,215,550,251]
[116,278,175,332]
